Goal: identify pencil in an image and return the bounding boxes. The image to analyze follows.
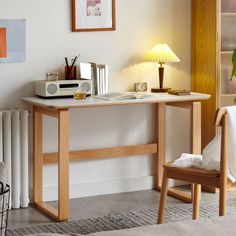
[65,57,69,69]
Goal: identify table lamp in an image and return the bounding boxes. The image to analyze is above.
[145,43,180,92]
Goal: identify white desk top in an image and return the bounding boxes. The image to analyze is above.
[22,92,210,109]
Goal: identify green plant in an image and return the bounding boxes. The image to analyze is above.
[230,49,236,81]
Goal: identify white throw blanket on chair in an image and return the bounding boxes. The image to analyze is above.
[172,106,236,183]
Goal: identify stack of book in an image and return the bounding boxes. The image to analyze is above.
[92,63,109,95]
[80,62,109,96]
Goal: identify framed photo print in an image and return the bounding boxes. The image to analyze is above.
[72,0,116,32]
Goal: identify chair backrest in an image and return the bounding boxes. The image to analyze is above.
[214,107,228,181]
[215,107,226,126]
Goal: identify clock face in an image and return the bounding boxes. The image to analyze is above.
[135,82,147,92]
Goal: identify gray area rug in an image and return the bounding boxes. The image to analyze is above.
[7,199,236,236]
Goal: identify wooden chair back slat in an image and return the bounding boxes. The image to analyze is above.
[215,107,226,126]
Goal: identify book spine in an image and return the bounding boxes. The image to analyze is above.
[105,65,109,93]
[96,67,100,95]
[100,67,104,95]
[97,64,105,95]
[97,64,109,95]
[90,62,97,95]
[102,66,105,95]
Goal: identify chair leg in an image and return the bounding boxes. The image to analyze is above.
[193,184,201,220]
[219,182,227,216]
[157,168,169,224]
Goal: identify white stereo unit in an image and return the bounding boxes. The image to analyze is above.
[35,80,92,98]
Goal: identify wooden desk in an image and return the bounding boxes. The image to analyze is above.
[23,92,210,221]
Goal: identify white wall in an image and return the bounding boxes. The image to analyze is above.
[0,0,191,201]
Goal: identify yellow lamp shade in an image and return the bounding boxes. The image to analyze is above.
[145,43,180,65]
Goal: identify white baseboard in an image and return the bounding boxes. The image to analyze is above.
[43,176,156,202]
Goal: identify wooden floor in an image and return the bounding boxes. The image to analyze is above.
[8,188,236,229]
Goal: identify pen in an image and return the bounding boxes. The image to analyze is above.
[65,57,69,69]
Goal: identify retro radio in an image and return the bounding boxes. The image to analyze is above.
[35,80,92,98]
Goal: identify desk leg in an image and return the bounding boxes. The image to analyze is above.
[191,102,202,203]
[33,106,69,222]
[33,106,43,203]
[191,102,201,155]
[156,103,166,189]
[58,109,69,221]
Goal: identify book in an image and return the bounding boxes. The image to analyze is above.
[95,92,154,101]
[96,64,109,95]
[168,90,191,95]
[87,63,109,96]
[90,62,98,95]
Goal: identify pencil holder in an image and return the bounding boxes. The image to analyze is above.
[65,66,76,80]
[0,183,10,236]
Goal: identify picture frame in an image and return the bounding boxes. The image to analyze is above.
[0,19,26,63]
[72,0,116,32]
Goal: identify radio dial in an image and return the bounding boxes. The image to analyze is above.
[80,82,91,92]
[47,84,57,94]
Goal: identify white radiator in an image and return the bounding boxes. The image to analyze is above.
[0,109,29,209]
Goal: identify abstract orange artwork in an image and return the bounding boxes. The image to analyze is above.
[0,28,7,58]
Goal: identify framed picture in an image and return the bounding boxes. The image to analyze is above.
[0,19,26,63]
[72,0,116,32]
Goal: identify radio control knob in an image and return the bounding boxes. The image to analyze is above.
[47,84,57,94]
[81,82,91,92]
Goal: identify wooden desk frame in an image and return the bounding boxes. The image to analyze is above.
[33,101,201,221]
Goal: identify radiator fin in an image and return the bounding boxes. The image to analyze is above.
[0,109,29,209]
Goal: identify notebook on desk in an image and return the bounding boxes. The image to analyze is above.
[94,92,154,101]
[168,90,191,96]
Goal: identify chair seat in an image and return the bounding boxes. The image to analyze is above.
[164,162,220,178]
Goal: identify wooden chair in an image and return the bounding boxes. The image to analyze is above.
[157,107,228,224]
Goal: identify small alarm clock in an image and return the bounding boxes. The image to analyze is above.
[134,82,148,92]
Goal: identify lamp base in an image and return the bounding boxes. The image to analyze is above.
[151,87,171,93]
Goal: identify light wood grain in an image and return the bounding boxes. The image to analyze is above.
[156,185,192,203]
[166,102,192,109]
[215,107,226,126]
[165,164,219,178]
[43,144,157,164]
[34,105,58,118]
[191,102,201,155]
[33,107,70,221]
[192,0,219,149]
[33,106,43,203]
[167,188,192,203]
[58,109,69,221]
[190,102,201,197]
[157,168,169,224]
[35,202,59,221]
[167,171,220,188]
[193,184,201,220]
[219,114,227,216]
[156,103,166,188]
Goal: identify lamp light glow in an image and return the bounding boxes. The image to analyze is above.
[145,43,180,92]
